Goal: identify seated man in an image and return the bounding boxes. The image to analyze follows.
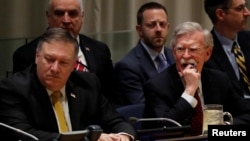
[0,28,135,141]
[142,21,250,135]
[113,2,175,107]
[203,0,250,99]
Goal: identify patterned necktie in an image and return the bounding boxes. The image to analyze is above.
[155,53,169,73]
[74,60,88,72]
[51,91,69,133]
[191,90,203,135]
[232,42,250,93]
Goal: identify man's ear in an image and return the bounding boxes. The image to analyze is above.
[35,53,39,64]
[205,47,213,62]
[215,9,226,21]
[136,25,142,37]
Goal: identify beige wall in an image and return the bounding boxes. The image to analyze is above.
[1,0,249,39]
[0,0,249,78]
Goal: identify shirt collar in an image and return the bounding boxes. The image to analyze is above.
[47,86,66,99]
[214,30,239,53]
[140,40,166,60]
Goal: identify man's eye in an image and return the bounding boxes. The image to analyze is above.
[159,22,167,28]
[46,58,54,63]
[54,11,65,16]
[190,48,198,52]
[68,11,79,18]
[235,5,245,11]
[176,47,184,51]
[60,62,68,65]
[146,23,156,28]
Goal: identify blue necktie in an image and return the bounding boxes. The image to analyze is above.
[156,54,169,73]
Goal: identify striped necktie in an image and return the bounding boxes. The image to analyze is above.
[74,60,89,72]
[51,91,69,133]
[232,42,250,93]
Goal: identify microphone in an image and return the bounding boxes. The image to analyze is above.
[129,117,182,127]
[87,125,103,141]
[59,125,102,141]
[0,122,39,140]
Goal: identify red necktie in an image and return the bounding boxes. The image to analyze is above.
[74,60,88,72]
[191,90,203,135]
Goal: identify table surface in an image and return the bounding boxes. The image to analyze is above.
[155,135,208,141]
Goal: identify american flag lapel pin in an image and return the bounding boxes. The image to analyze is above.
[85,47,90,51]
[71,93,76,98]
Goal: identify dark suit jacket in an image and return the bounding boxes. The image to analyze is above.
[0,65,135,141]
[204,30,250,97]
[142,64,250,129]
[113,41,175,107]
[12,34,115,102]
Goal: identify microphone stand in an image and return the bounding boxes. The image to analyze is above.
[129,117,182,127]
[0,122,38,141]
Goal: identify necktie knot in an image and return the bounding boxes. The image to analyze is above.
[231,42,250,94]
[232,42,240,53]
[51,91,62,104]
[155,53,169,73]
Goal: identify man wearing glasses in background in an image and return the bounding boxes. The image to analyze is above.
[204,0,250,100]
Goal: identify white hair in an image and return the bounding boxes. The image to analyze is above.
[48,0,84,12]
[170,21,214,49]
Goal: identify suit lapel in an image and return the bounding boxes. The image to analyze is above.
[211,31,239,80]
[135,42,158,76]
[238,32,250,79]
[78,35,97,73]
[31,73,59,131]
[170,66,185,97]
[65,80,82,131]
[164,47,175,65]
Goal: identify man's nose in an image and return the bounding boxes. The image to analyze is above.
[183,49,192,57]
[244,6,250,16]
[62,13,71,22]
[155,23,163,31]
[51,62,60,71]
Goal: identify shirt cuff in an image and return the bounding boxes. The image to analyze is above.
[181,92,197,108]
[118,132,134,141]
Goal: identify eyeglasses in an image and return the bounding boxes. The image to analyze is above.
[223,3,249,12]
[174,46,203,55]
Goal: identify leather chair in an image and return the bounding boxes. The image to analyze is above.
[116,103,145,130]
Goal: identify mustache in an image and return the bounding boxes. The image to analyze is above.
[180,59,197,67]
[47,74,60,78]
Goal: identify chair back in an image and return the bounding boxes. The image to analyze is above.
[116,104,145,130]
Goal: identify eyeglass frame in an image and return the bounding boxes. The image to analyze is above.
[221,3,249,12]
[173,46,207,55]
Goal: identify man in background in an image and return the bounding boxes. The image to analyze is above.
[12,0,115,103]
[113,2,175,107]
[204,0,250,99]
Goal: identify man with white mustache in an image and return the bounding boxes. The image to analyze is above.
[142,21,250,135]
